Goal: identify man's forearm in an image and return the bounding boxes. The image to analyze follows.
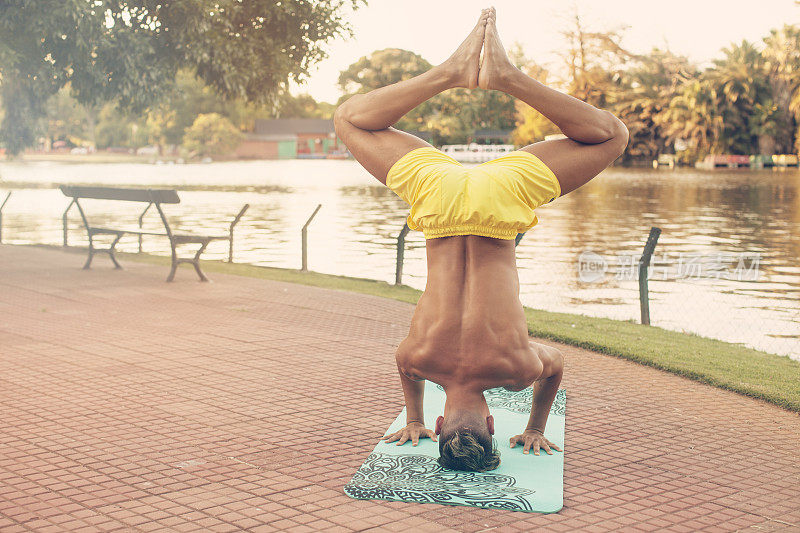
[525,371,562,433]
[397,368,426,424]
[336,67,454,132]
[503,68,625,145]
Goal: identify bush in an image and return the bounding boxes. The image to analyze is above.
[182,113,243,157]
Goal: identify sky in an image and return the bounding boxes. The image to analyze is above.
[291,0,799,103]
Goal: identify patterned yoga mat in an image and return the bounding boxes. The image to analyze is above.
[344,382,566,513]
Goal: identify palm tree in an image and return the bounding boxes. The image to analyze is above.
[761,25,800,153]
[657,78,726,161]
[792,89,800,153]
[612,48,696,162]
[703,40,768,155]
[657,40,767,160]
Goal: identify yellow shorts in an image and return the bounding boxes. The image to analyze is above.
[386,147,561,240]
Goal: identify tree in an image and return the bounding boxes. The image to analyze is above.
[761,25,800,153]
[274,92,334,119]
[337,48,517,144]
[35,68,337,152]
[338,48,434,132]
[425,89,517,145]
[707,40,769,154]
[657,78,726,161]
[143,78,335,146]
[182,113,243,158]
[553,9,656,159]
[657,40,771,159]
[145,70,253,147]
[0,77,42,155]
[557,10,636,109]
[612,48,696,161]
[338,48,432,95]
[0,0,363,155]
[45,87,97,148]
[95,103,136,149]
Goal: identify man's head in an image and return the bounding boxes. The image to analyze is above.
[435,410,499,472]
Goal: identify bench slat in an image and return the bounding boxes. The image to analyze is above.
[89,226,167,236]
[88,226,228,240]
[60,185,180,204]
[172,234,228,243]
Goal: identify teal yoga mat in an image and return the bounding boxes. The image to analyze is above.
[344,382,566,513]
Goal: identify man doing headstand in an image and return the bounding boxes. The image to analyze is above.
[334,8,628,472]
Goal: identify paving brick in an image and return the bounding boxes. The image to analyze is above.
[0,244,798,532]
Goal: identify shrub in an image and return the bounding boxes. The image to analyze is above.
[182,113,243,157]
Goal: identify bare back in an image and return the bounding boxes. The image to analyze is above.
[396,236,544,390]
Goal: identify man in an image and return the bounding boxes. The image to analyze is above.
[334,7,628,471]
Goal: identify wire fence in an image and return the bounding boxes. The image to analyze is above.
[1,187,798,359]
[567,238,796,356]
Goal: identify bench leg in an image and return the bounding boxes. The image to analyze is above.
[109,234,123,269]
[192,241,211,282]
[166,260,179,282]
[83,246,94,269]
[164,240,211,282]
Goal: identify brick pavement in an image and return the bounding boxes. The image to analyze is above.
[0,244,798,532]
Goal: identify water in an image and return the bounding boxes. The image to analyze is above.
[1,159,798,359]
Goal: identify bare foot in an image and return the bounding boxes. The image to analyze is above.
[478,8,516,90]
[441,10,489,89]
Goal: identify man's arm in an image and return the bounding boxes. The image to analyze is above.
[381,363,437,446]
[525,345,564,434]
[510,344,564,455]
[397,365,426,425]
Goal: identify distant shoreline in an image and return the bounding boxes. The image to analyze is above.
[2,152,181,164]
[4,151,800,170]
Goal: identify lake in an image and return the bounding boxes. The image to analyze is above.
[1,158,798,359]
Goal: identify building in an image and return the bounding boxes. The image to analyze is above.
[235,118,346,160]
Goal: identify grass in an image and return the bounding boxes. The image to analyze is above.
[52,245,800,412]
[522,308,800,412]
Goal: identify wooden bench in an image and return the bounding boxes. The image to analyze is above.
[60,186,249,282]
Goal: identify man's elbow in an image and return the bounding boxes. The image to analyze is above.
[613,119,630,155]
[602,110,629,156]
[549,347,565,379]
[333,104,351,138]
[333,94,364,130]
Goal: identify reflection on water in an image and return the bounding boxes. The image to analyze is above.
[1,159,798,359]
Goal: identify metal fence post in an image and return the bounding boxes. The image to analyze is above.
[62,198,76,247]
[395,223,410,285]
[0,191,11,244]
[137,202,153,253]
[638,227,662,325]
[228,204,250,263]
[301,204,322,272]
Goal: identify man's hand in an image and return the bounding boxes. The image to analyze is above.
[381,421,437,447]
[510,429,562,456]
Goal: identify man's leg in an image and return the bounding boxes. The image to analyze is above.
[479,8,629,196]
[334,10,490,185]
